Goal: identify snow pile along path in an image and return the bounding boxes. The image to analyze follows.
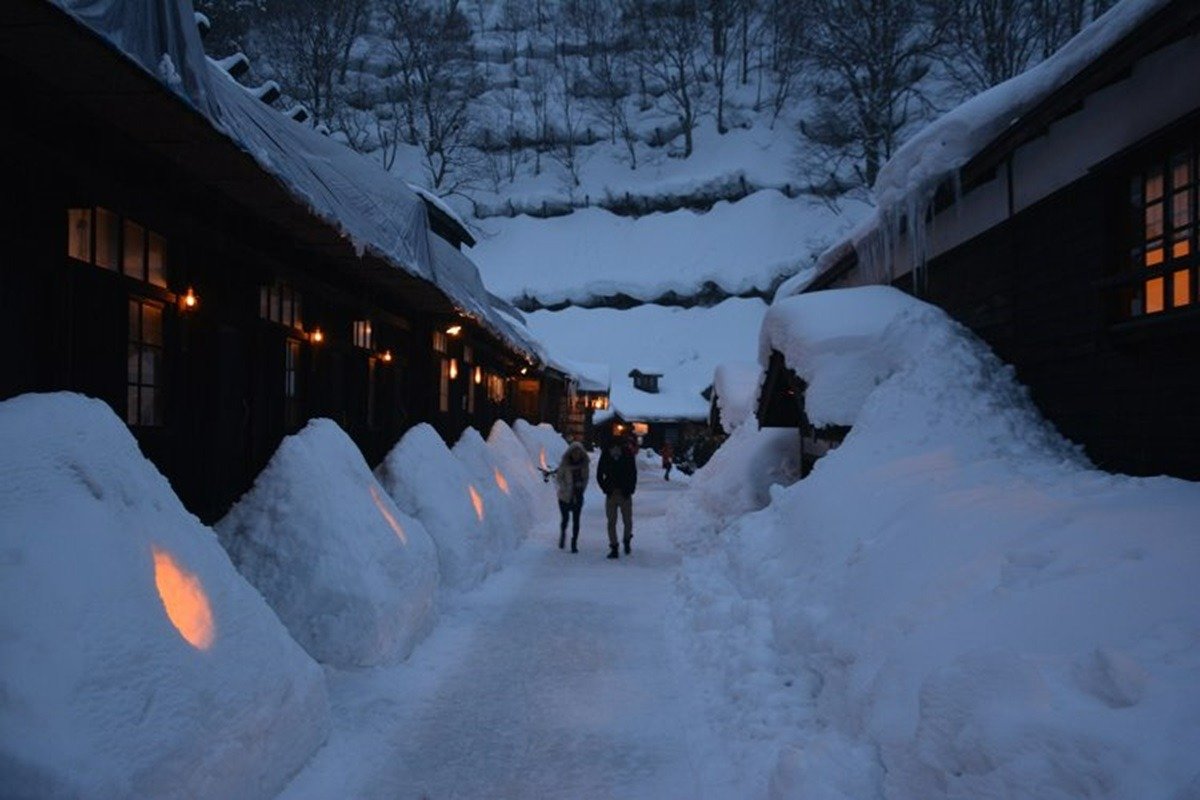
[217,420,439,668]
[676,287,1200,798]
[0,393,328,800]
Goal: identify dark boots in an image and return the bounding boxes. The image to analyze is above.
[607,545,619,559]
[558,529,566,550]
[571,534,578,553]
[623,536,632,555]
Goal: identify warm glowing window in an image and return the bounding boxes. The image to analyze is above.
[127,299,164,427]
[353,320,373,350]
[1122,142,1198,318]
[432,330,448,354]
[260,282,303,329]
[439,358,451,413]
[487,372,506,404]
[67,207,162,285]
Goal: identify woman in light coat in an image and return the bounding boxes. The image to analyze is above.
[554,442,590,552]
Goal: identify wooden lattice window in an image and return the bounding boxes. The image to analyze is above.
[127,299,164,427]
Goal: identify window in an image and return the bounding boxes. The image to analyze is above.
[438,358,451,413]
[432,330,448,354]
[260,283,303,329]
[487,372,506,404]
[1120,142,1199,318]
[285,339,301,429]
[127,299,164,426]
[464,348,476,415]
[67,207,162,284]
[353,320,373,350]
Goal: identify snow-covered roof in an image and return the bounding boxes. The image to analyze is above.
[50,0,541,363]
[408,183,475,245]
[815,0,1173,280]
[712,362,762,431]
[558,359,611,393]
[598,383,710,424]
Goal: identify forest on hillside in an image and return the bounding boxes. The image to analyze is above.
[197,0,1119,205]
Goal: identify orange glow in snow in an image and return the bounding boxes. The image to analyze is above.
[468,485,485,521]
[538,448,548,470]
[152,547,215,650]
[494,468,510,495]
[370,484,408,544]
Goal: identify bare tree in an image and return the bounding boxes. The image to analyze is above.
[933,0,1038,96]
[1031,0,1115,58]
[704,0,736,134]
[260,0,367,127]
[549,66,588,188]
[382,0,484,193]
[629,0,705,157]
[799,0,941,189]
[526,58,553,175]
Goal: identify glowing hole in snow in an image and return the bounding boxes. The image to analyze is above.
[493,468,510,495]
[370,484,408,545]
[468,485,485,521]
[152,547,215,650]
[539,448,548,470]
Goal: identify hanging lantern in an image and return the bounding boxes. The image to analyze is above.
[310,327,324,344]
[381,350,393,363]
[180,287,199,311]
[445,324,463,336]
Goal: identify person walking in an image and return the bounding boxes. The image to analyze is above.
[555,442,589,553]
[597,436,637,559]
[661,441,674,481]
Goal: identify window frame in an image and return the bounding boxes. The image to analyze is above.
[67,206,167,288]
[127,297,165,428]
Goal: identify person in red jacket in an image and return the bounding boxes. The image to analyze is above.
[661,441,674,481]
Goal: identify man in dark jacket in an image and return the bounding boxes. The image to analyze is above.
[597,436,637,559]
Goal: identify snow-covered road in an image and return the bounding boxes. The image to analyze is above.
[281,463,730,800]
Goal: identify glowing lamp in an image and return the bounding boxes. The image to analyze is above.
[181,287,198,311]
[310,327,325,344]
[446,324,463,336]
[449,359,459,380]
[152,546,215,650]
[474,366,482,385]
[381,350,393,363]
[520,367,528,375]
[539,447,548,470]
[468,484,485,521]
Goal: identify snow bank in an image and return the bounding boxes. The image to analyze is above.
[453,428,521,557]
[0,393,328,799]
[676,290,1200,797]
[216,420,438,668]
[759,286,926,428]
[375,424,493,590]
[486,421,556,529]
[712,361,762,432]
[513,418,569,471]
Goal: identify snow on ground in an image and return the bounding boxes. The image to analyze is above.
[216,420,439,668]
[0,393,328,800]
[473,190,868,306]
[376,423,496,590]
[671,287,1200,798]
[526,298,768,424]
[280,457,739,800]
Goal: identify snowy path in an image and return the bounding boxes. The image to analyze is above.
[281,465,732,800]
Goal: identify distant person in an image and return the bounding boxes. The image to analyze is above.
[555,442,589,553]
[661,441,674,481]
[597,436,637,559]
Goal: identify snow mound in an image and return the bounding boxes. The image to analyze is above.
[513,419,569,471]
[486,420,556,529]
[0,393,328,799]
[761,285,945,429]
[712,361,762,431]
[677,289,1200,797]
[217,420,438,668]
[375,424,493,589]
[453,427,521,557]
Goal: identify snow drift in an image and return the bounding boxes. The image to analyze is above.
[375,424,494,589]
[677,288,1200,798]
[453,427,522,558]
[217,420,438,668]
[513,419,569,473]
[0,393,328,800]
[486,420,555,530]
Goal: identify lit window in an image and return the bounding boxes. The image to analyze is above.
[432,331,448,354]
[127,299,164,427]
[96,208,119,270]
[1120,142,1198,318]
[67,209,92,262]
[439,359,450,413]
[285,339,301,429]
[66,207,163,285]
[353,320,373,349]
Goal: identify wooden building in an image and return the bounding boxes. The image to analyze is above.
[0,0,560,521]
[763,0,1200,480]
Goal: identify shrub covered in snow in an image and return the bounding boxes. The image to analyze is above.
[217,420,438,668]
[678,289,1200,798]
[0,393,328,799]
[375,424,494,589]
[453,427,522,557]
